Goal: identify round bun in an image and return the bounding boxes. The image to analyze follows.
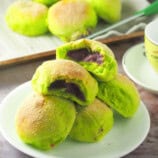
[47,0,97,41]
[87,0,122,23]
[6,0,48,36]
[56,39,118,81]
[16,93,76,150]
[69,99,113,142]
[32,59,98,106]
[97,74,140,117]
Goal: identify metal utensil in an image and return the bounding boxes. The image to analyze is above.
[87,0,158,39]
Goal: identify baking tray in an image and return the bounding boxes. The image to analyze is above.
[0,0,151,67]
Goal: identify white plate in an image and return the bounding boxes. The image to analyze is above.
[122,43,158,94]
[0,82,150,158]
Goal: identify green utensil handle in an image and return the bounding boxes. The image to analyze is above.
[136,0,158,16]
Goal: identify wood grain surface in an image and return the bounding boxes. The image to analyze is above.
[0,38,158,158]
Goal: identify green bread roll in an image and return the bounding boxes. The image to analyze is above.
[47,0,97,41]
[97,74,140,118]
[33,0,59,6]
[5,0,48,36]
[86,0,122,23]
[16,93,76,150]
[32,59,98,106]
[69,99,113,142]
[56,39,118,81]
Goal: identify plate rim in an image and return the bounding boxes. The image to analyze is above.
[0,81,151,158]
[122,43,158,94]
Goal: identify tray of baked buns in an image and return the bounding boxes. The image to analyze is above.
[0,0,154,67]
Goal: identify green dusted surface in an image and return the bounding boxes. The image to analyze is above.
[56,39,118,81]
[97,74,140,117]
[31,60,98,106]
[47,0,97,41]
[16,93,76,150]
[5,0,48,36]
[69,99,113,142]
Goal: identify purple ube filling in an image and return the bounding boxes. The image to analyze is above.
[67,48,103,65]
[49,80,85,101]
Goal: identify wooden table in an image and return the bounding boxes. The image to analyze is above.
[0,38,158,158]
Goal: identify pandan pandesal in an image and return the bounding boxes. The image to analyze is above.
[69,99,113,142]
[5,0,48,36]
[16,93,76,150]
[86,0,122,23]
[47,0,97,41]
[97,74,140,118]
[56,39,118,81]
[31,59,98,106]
